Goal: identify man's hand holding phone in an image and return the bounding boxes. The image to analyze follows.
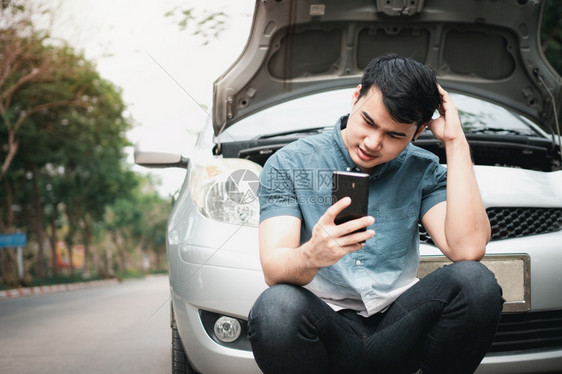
[332,171,370,232]
[305,197,374,269]
[301,171,374,270]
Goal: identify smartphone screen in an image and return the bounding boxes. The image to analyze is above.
[332,171,369,229]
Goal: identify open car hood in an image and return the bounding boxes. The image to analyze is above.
[213,0,561,136]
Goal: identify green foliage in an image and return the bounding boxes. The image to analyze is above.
[0,2,171,286]
[104,175,171,270]
[115,268,146,280]
[164,6,227,45]
[30,272,105,287]
[0,16,92,185]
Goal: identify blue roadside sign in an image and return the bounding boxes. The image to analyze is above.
[0,233,27,248]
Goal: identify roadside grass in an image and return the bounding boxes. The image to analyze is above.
[0,269,169,290]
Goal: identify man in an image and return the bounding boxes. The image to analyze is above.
[248,55,503,374]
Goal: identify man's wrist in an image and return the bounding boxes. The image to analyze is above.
[443,133,469,152]
[298,241,319,274]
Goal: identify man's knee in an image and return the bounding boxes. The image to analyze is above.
[248,284,312,337]
[445,261,504,315]
[248,284,336,373]
[449,261,501,294]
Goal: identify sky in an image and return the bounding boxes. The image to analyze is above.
[39,0,255,196]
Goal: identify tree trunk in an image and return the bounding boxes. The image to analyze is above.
[0,129,18,185]
[65,203,79,276]
[48,203,59,276]
[1,179,16,285]
[30,162,46,278]
[82,216,92,277]
[1,178,15,231]
[65,227,75,276]
[68,239,75,275]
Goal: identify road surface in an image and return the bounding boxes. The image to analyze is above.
[0,275,171,374]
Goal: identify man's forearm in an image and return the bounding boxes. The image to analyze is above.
[260,243,320,287]
[443,135,490,261]
[259,199,374,286]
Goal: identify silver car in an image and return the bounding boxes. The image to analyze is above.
[135,0,562,373]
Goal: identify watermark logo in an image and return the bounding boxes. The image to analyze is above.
[226,169,259,204]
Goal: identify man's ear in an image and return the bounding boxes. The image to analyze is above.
[412,123,427,141]
[352,84,361,105]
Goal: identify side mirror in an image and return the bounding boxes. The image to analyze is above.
[134,142,189,169]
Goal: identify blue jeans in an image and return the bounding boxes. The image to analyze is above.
[248,261,504,374]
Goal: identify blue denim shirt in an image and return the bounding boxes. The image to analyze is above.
[259,116,447,316]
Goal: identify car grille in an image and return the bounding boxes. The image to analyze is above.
[419,207,562,244]
[488,310,562,354]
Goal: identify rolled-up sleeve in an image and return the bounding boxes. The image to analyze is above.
[419,162,447,220]
[258,153,303,223]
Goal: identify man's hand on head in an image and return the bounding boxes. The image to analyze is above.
[427,85,466,145]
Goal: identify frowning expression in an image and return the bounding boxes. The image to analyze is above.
[342,85,425,174]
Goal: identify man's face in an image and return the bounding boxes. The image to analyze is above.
[342,85,424,174]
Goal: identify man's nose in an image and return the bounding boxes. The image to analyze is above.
[364,131,383,152]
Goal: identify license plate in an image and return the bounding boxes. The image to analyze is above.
[417,255,530,312]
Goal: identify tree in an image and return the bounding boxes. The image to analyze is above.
[104,176,170,275]
[0,2,138,282]
[0,3,89,186]
[164,6,228,45]
[53,74,134,276]
[0,1,173,285]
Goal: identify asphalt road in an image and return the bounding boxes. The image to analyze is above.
[0,275,172,374]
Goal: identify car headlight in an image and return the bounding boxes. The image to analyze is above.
[190,156,262,227]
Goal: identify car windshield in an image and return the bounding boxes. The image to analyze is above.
[219,89,350,143]
[454,94,541,137]
[219,88,542,143]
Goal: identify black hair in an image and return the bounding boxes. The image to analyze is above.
[357,55,441,130]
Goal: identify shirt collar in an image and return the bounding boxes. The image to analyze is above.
[332,115,389,180]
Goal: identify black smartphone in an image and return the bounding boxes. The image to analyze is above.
[331,171,369,229]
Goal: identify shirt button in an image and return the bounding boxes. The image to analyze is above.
[356,260,362,266]
[346,167,351,171]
